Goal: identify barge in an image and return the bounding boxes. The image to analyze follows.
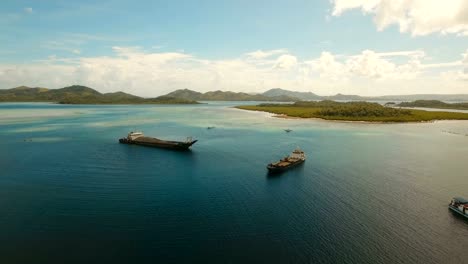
[267,148,306,173]
[119,131,197,150]
[449,197,468,219]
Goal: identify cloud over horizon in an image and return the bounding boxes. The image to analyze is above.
[332,0,468,36]
[0,47,466,96]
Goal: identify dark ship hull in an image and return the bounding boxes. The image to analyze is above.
[449,197,468,219]
[119,137,197,150]
[449,205,468,219]
[267,159,305,173]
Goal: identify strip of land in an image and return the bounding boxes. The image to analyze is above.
[397,100,468,110]
[236,101,468,122]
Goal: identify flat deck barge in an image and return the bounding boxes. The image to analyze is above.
[119,132,197,150]
[449,197,468,219]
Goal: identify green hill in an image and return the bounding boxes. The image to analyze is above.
[262,88,322,100]
[260,88,468,102]
[165,89,204,100]
[0,85,198,104]
[164,89,299,101]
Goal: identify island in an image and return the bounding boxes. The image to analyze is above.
[235,101,468,122]
[397,100,468,110]
[0,85,199,104]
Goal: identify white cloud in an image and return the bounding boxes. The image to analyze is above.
[306,52,347,81]
[448,49,468,81]
[1,47,467,96]
[331,0,468,36]
[347,50,396,78]
[274,54,298,69]
[24,7,33,14]
[245,49,288,59]
[306,49,424,81]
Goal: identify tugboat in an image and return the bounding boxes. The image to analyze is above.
[449,197,468,219]
[267,148,306,173]
[119,131,197,150]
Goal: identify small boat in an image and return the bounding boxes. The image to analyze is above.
[119,131,197,150]
[449,197,468,219]
[207,126,215,130]
[267,148,306,173]
[284,129,292,133]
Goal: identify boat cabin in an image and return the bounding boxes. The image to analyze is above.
[128,131,144,140]
[450,197,468,215]
[451,197,468,205]
[290,148,306,160]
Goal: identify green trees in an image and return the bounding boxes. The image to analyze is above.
[398,100,468,110]
[237,100,468,122]
[314,102,411,117]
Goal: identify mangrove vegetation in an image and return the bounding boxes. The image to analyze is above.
[236,101,468,122]
[397,100,468,110]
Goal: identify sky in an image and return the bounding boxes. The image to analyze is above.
[0,0,467,96]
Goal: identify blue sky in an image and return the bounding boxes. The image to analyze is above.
[1,0,467,96]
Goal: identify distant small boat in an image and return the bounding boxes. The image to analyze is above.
[267,148,305,173]
[449,197,468,219]
[119,131,197,150]
[207,126,215,130]
[284,129,292,133]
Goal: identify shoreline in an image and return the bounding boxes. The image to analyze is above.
[271,113,436,124]
[236,108,453,124]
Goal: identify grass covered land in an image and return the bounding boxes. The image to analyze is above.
[236,101,468,122]
[398,100,468,110]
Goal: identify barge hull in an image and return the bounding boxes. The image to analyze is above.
[119,137,197,150]
[449,205,468,219]
[267,159,304,173]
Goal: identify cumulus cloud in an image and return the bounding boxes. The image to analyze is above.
[306,52,346,81]
[245,49,288,59]
[347,50,396,78]
[445,49,468,81]
[331,0,468,36]
[1,47,467,96]
[306,50,423,81]
[274,54,298,69]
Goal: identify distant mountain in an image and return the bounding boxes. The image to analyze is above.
[260,88,468,102]
[323,93,366,101]
[262,88,322,100]
[0,85,198,104]
[164,89,299,101]
[165,89,204,100]
[3,86,467,104]
[370,94,468,102]
[261,89,368,101]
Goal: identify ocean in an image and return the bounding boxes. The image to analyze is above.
[1,102,467,263]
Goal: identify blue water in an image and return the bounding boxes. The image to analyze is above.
[1,102,468,263]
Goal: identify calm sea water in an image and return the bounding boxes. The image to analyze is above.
[1,102,467,263]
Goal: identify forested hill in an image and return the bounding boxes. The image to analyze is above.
[260,88,468,102]
[164,89,299,101]
[0,85,198,104]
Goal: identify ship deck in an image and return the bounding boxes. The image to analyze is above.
[134,136,183,145]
